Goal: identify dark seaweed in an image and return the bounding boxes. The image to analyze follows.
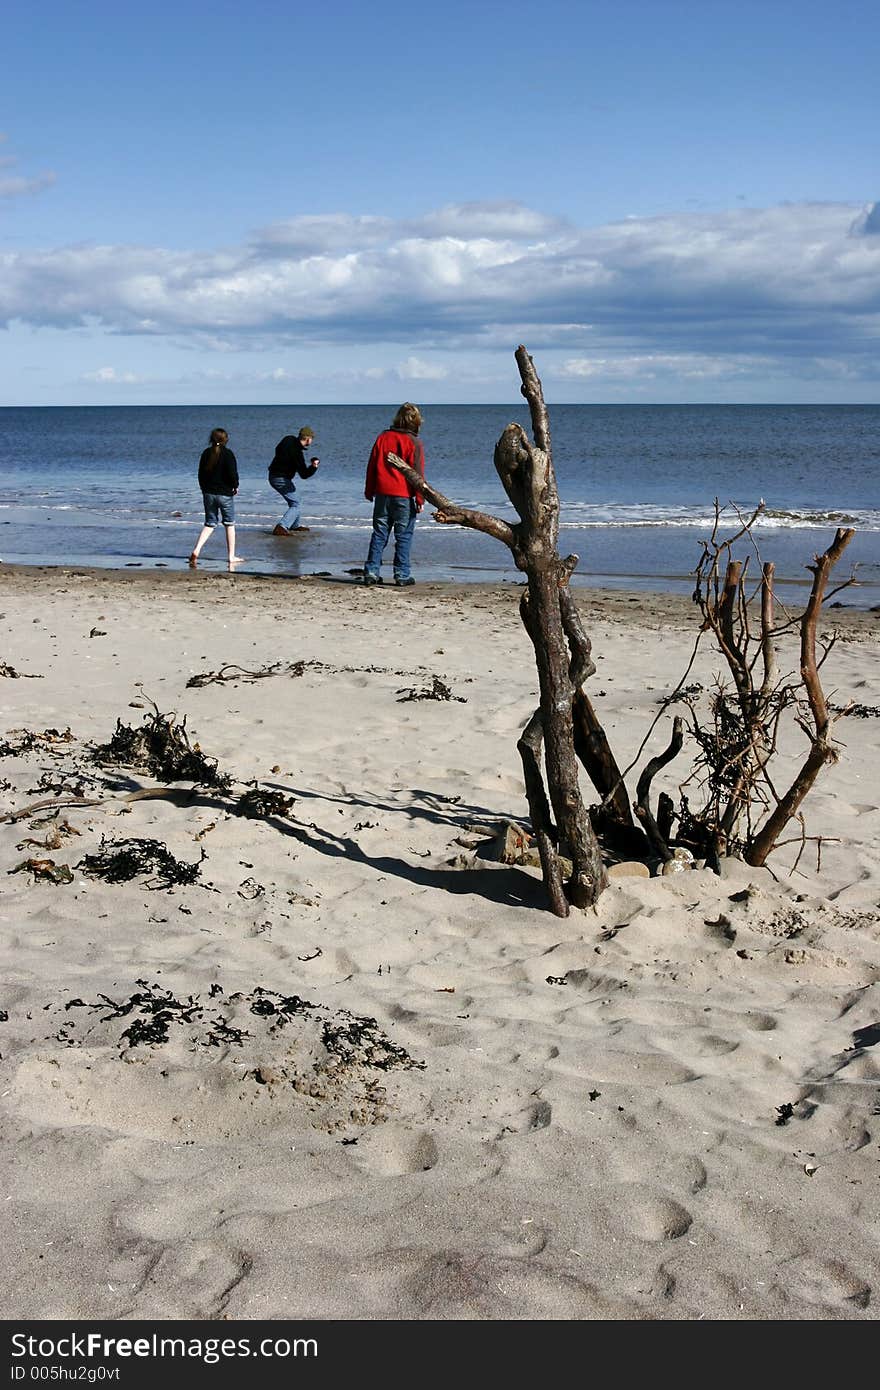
[66,981,203,1049]
[234,788,294,819]
[396,675,466,704]
[321,1011,425,1071]
[92,706,232,789]
[78,837,204,889]
[0,727,74,757]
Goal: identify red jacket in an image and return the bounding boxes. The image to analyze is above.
[364,427,425,503]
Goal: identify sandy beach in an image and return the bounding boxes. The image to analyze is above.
[1,563,878,1321]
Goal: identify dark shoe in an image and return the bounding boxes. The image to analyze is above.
[290,526,311,533]
[272,524,291,537]
[394,576,415,587]
[363,574,383,586]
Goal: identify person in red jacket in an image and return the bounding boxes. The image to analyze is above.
[362,403,425,586]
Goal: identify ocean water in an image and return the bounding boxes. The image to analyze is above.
[1,403,878,607]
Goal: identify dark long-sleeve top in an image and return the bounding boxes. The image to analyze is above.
[364,427,424,501]
[268,436,318,481]
[198,446,239,496]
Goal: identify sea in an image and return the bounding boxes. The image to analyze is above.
[1,404,878,608]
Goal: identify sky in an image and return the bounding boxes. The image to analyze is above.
[1,0,879,405]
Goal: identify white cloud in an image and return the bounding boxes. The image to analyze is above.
[3,199,880,385]
[81,366,144,384]
[559,352,755,380]
[396,356,448,380]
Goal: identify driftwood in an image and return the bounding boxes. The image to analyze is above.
[746,529,854,864]
[387,348,855,906]
[389,345,607,915]
[684,513,855,866]
[635,716,684,862]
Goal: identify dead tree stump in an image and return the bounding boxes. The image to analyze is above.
[389,345,607,915]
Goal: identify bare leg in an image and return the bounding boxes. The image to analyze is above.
[226,524,244,564]
[190,525,214,565]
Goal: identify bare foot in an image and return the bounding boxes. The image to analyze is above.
[228,556,245,565]
[188,554,198,568]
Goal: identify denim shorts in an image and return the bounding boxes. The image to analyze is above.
[202,491,235,526]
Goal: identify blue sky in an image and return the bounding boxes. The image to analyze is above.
[1,0,879,404]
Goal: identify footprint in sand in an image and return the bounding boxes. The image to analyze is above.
[493,1222,549,1258]
[744,1011,779,1031]
[781,1254,871,1311]
[384,1004,470,1048]
[494,1098,553,1137]
[128,1239,252,1318]
[790,1096,871,1153]
[687,1031,740,1057]
[609,1151,707,1197]
[383,1248,640,1319]
[353,1125,439,1176]
[553,1048,697,1087]
[598,1184,694,1242]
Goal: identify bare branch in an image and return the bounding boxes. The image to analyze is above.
[634,717,684,861]
[517,710,568,917]
[746,529,854,865]
[515,345,551,454]
[386,452,517,551]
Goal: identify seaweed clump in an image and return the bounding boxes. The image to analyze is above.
[0,727,74,757]
[93,705,232,790]
[66,980,204,1048]
[234,787,294,819]
[321,1010,425,1072]
[396,675,466,704]
[79,836,204,889]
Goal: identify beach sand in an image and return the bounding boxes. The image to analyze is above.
[1,563,878,1321]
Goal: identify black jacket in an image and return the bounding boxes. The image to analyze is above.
[268,436,318,481]
[198,446,238,496]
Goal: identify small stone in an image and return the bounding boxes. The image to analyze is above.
[607,860,651,879]
[661,857,689,875]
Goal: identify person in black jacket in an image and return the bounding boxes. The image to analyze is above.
[269,425,320,534]
[188,428,244,567]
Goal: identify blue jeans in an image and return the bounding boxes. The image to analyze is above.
[365,495,418,581]
[269,475,300,529]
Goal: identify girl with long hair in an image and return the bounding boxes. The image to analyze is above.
[189,428,244,568]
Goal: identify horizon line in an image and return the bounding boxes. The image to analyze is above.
[2,400,879,410]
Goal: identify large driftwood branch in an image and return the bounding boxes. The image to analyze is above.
[391,346,607,915]
[746,528,854,865]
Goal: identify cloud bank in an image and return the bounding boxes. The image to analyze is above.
[3,198,880,385]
